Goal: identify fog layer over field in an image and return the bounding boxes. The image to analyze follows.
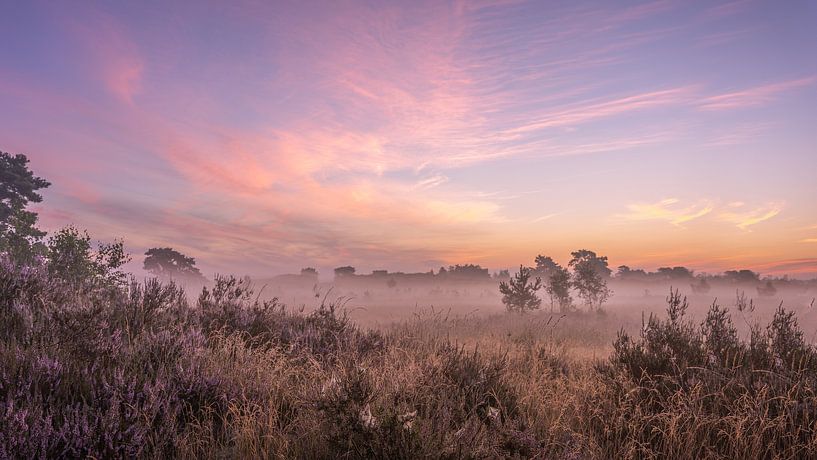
[253,268,817,334]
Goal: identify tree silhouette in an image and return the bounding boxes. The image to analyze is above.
[534,254,560,277]
[143,247,205,281]
[334,266,356,278]
[568,249,611,278]
[0,151,51,263]
[499,265,542,313]
[546,265,573,312]
[569,250,611,310]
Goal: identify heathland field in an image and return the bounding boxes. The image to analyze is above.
[3,261,817,459]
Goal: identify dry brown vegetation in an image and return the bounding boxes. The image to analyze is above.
[3,256,817,459]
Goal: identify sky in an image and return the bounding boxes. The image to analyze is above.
[1,0,816,278]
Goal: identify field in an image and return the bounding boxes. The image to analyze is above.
[3,258,817,459]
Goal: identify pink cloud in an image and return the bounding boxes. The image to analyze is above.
[66,8,145,104]
[501,87,695,134]
[699,77,816,110]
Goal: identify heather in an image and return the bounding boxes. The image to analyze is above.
[1,254,816,459]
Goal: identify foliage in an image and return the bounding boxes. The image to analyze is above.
[47,226,130,288]
[334,266,356,277]
[591,289,817,458]
[441,263,490,280]
[143,247,205,282]
[0,151,50,263]
[4,254,817,458]
[533,254,559,277]
[499,265,542,313]
[546,265,573,312]
[569,252,611,310]
[568,249,611,278]
[724,269,760,284]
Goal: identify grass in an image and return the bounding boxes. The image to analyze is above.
[2,257,817,458]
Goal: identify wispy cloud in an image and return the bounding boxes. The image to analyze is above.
[699,77,816,110]
[68,8,145,104]
[718,202,784,230]
[3,0,815,275]
[752,258,817,276]
[618,198,714,226]
[501,87,694,134]
[705,122,773,146]
[532,213,559,223]
[413,174,449,190]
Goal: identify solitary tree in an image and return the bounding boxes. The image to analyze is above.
[144,247,206,282]
[546,265,573,312]
[499,265,542,313]
[569,250,611,311]
[0,151,51,263]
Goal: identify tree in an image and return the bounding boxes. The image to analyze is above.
[0,151,51,263]
[616,264,648,281]
[568,249,612,278]
[656,266,694,281]
[47,226,130,287]
[499,265,542,313]
[569,250,611,311]
[334,266,356,278]
[300,267,318,277]
[445,264,490,280]
[534,255,560,278]
[724,269,760,284]
[546,265,573,312]
[144,247,206,282]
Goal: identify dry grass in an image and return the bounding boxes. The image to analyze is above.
[2,260,817,459]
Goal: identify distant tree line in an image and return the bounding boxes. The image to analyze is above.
[0,149,807,309]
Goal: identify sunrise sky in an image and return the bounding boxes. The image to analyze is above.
[1,0,816,278]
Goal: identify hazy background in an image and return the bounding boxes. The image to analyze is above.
[1,0,816,279]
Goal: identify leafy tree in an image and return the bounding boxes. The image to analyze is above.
[445,264,490,279]
[0,151,51,263]
[615,265,649,281]
[301,267,318,277]
[144,247,206,281]
[724,269,760,284]
[568,249,611,278]
[499,265,542,313]
[546,265,573,312]
[656,266,694,281]
[569,250,611,311]
[47,226,130,287]
[534,254,560,278]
